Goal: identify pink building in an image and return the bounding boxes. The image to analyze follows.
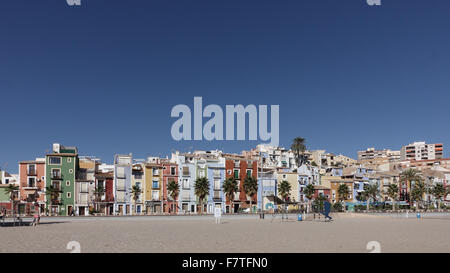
[162,160,179,214]
[19,158,46,215]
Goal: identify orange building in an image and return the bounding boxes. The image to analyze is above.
[18,158,46,215]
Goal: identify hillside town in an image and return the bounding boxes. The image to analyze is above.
[0,140,448,217]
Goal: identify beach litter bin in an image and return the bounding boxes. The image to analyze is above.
[297,214,303,221]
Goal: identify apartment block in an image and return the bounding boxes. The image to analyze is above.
[400,142,443,161]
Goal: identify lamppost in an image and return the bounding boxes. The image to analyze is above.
[259,151,265,219]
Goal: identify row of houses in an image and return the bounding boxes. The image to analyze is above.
[0,143,319,216]
[1,142,449,216]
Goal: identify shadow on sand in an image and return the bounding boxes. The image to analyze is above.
[0,221,67,227]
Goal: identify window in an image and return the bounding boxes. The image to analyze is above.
[67,192,71,198]
[51,169,61,179]
[133,171,143,179]
[171,167,176,176]
[52,181,61,190]
[152,180,159,188]
[183,178,189,189]
[182,167,189,176]
[28,164,36,175]
[49,157,61,165]
[67,157,72,163]
[152,168,159,176]
[69,169,73,174]
[66,181,70,186]
[28,177,36,187]
[152,190,159,200]
[5,179,9,184]
[214,179,220,191]
[234,170,239,179]
[199,170,205,178]
[116,167,125,178]
[97,180,104,188]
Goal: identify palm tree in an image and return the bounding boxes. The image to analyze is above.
[93,186,106,213]
[167,180,180,214]
[278,180,291,212]
[303,183,315,213]
[400,169,422,205]
[386,183,399,211]
[291,137,307,167]
[337,184,350,210]
[363,184,379,212]
[130,185,142,215]
[432,183,446,210]
[5,184,19,221]
[243,176,258,213]
[314,194,327,212]
[223,177,238,214]
[410,180,426,209]
[45,185,61,216]
[194,177,210,214]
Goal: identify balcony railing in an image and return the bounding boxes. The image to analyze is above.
[51,174,62,180]
[27,170,37,176]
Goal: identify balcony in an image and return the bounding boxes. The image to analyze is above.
[51,174,62,180]
[27,170,37,176]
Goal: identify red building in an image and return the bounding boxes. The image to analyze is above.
[314,185,331,201]
[224,154,258,213]
[18,159,46,215]
[94,170,114,215]
[162,160,178,214]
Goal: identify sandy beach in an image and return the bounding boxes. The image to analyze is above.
[1,213,449,253]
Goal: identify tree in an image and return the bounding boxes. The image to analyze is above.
[93,185,105,213]
[363,184,379,212]
[432,183,446,210]
[130,185,142,214]
[385,183,399,211]
[45,185,62,216]
[314,194,327,212]
[223,177,238,214]
[337,184,350,210]
[243,176,258,213]
[410,180,426,209]
[291,137,308,167]
[194,177,210,214]
[303,184,316,213]
[5,184,19,222]
[278,180,291,212]
[400,169,422,205]
[167,180,180,214]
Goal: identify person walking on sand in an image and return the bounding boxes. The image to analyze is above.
[31,213,39,227]
[322,201,333,221]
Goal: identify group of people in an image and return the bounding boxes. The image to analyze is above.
[0,208,41,227]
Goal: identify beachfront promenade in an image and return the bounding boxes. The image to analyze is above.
[1,213,450,253]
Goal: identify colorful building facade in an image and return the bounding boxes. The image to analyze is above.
[45,144,78,216]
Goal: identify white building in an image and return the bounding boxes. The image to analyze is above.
[400,142,443,161]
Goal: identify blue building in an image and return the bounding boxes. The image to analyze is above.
[114,153,132,215]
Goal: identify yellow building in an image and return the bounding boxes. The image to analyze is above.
[144,162,163,214]
[277,171,299,211]
[131,163,144,215]
[329,179,354,204]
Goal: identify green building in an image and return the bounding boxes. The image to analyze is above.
[45,143,78,216]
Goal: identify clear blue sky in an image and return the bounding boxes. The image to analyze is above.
[1,0,449,173]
